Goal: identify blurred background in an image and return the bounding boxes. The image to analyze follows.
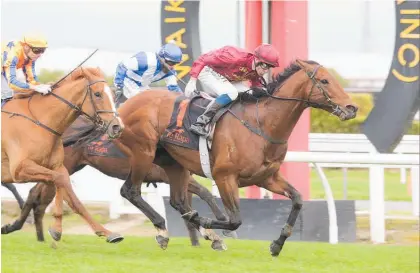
[1,0,419,255]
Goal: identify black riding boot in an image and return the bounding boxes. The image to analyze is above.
[190,100,224,136]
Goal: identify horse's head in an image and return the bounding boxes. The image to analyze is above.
[54,67,124,139]
[296,59,358,120]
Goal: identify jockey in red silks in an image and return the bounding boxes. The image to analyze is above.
[185,44,280,136]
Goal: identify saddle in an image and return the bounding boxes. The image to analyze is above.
[160,92,230,151]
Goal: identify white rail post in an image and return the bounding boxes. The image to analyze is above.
[411,166,419,217]
[369,150,385,243]
[109,180,124,220]
[211,180,220,197]
[314,163,338,244]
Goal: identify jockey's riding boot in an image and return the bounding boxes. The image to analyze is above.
[190,100,224,136]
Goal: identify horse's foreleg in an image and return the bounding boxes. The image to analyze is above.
[262,170,303,257]
[183,191,201,246]
[12,160,123,243]
[120,172,170,250]
[186,177,237,238]
[1,182,25,209]
[164,164,227,251]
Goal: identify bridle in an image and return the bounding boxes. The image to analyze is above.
[48,72,119,134]
[228,62,345,144]
[267,64,341,112]
[2,49,119,136]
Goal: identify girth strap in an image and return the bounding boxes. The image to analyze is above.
[1,110,62,136]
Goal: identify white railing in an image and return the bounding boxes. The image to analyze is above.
[1,134,418,244]
[285,151,419,244]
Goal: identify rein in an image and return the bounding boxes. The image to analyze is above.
[1,49,119,136]
[228,63,341,144]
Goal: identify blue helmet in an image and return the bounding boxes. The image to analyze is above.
[158,42,182,63]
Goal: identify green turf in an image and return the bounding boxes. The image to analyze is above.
[1,233,418,273]
[194,168,412,201]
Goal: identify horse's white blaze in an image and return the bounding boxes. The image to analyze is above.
[104,85,117,114]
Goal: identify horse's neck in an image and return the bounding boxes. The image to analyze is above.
[260,74,308,142]
[32,80,86,135]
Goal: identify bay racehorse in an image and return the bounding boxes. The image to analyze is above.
[114,60,358,255]
[1,67,125,243]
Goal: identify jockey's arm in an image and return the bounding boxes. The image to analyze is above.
[23,60,40,86]
[113,53,148,89]
[164,74,182,93]
[190,47,241,79]
[3,55,32,92]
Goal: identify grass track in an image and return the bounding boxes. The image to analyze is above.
[1,233,418,273]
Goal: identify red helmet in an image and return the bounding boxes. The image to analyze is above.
[254,44,279,67]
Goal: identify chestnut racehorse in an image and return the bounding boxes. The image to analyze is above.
[114,60,358,255]
[1,67,125,243]
[2,125,232,250]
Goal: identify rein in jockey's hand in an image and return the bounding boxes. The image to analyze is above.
[185,78,197,97]
[251,86,268,98]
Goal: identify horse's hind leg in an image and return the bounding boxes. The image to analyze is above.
[2,182,25,209]
[1,182,34,224]
[32,183,56,242]
[1,186,34,235]
[261,169,302,257]
[120,171,170,250]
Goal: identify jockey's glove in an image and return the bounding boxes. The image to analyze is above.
[185,77,197,97]
[33,84,52,95]
[251,87,268,98]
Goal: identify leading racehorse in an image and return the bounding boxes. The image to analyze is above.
[113,60,358,255]
[1,67,125,243]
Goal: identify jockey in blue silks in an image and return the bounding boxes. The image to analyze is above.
[113,42,183,105]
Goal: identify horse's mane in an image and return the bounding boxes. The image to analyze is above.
[53,67,105,89]
[266,60,319,95]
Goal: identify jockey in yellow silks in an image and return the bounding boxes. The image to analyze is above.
[1,35,51,101]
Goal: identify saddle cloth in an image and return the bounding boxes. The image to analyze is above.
[160,95,213,150]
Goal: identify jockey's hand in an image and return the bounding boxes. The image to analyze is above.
[185,77,197,97]
[33,84,52,95]
[251,87,267,98]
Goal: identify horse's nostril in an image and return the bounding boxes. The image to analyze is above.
[112,124,121,132]
[346,105,358,112]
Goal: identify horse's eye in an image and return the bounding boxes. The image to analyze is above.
[320,79,329,85]
[94,92,102,97]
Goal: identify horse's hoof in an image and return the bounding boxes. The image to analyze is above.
[222,230,238,239]
[211,240,227,251]
[270,241,283,257]
[155,235,169,250]
[48,227,62,241]
[1,224,11,234]
[106,233,124,243]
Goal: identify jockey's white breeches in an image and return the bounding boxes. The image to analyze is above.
[122,78,150,99]
[197,66,250,100]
